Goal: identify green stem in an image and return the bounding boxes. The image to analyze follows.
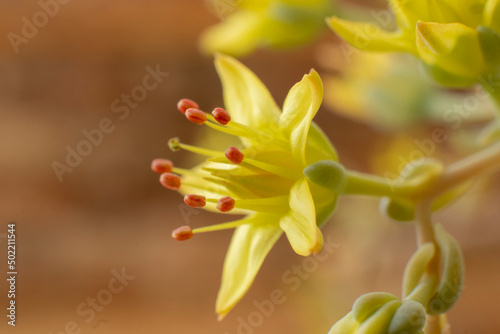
[414,201,443,334]
[425,316,445,334]
[342,170,417,198]
[415,201,436,247]
[430,140,500,198]
[343,139,500,203]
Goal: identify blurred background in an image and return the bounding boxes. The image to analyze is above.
[0,0,499,333]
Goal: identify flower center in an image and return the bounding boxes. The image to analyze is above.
[153,99,302,239]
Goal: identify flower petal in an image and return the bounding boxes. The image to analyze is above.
[327,16,415,53]
[280,69,323,165]
[306,122,338,164]
[416,21,484,81]
[200,12,264,57]
[279,177,323,256]
[484,0,500,33]
[216,217,283,319]
[215,54,282,134]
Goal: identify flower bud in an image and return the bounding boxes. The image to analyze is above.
[416,21,484,87]
[356,300,402,333]
[388,300,427,334]
[328,312,359,334]
[303,160,347,192]
[380,197,415,222]
[427,224,465,315]
[331,292,427,334]
[403,243,436,298]
[353,292,400,323]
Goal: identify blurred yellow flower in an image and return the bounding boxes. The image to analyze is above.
[153,55,338,318]
[327,0,500,87]
[201,0,334,56]
[317,45,495,129]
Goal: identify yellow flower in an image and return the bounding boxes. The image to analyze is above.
[201,0,334,56]
[327,0,500,87]
[153,55,338,318]
[317,46,495,129]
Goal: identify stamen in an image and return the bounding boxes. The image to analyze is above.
[217,196,235,212]
[225,147,244,164]
[202,177,257,198]
[177,98,199,114]
[184,194,206,208]
[151,159,173,174]
[192,217,254,233]
[168,137,181,152]
[212,107,231,125]
[172,226,193,241]
[160,173,181,190]
[169,138,224,157]
[240,158,299,180]
[206,195,289,213]
[185,108,208,125]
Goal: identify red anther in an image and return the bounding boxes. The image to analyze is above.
[177,98,199,114]
[172,226,193,241]
[160,173,181,190]
[185,108,208,125]
[151,159,173,174]
[184,194,206,208]
[225,146,244,164]
[217,196,235,212]
[212,107,231,125]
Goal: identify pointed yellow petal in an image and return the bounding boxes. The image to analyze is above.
[484,0,500,33]
[388,0,429,29]
[444,0,486,26]
[416,21,484,81]
[327,16,415,53]
[216,218,283,319]
[200,12,264,57]
[279,177,322,256]
[215,54,282,135]
[305,122,338,164]
[390,0,462,26]
[280,69,323,165]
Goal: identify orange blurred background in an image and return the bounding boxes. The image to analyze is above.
[0,1,499,333]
